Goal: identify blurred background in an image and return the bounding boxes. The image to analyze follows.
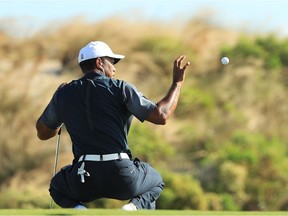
[0,0,288,210]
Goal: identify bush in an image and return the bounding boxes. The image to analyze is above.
[176,86,215,118]
[198,131,288,210]
[157,171,207,210]
[128,123,175,165]
[137,36,194,77]
[0,188,49,209]
[222,34,288,70]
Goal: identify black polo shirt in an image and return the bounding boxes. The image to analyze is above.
[40,72,156,158]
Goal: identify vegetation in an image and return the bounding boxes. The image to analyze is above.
[0,17,288,211]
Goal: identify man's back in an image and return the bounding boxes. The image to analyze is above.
[58,72,132,157]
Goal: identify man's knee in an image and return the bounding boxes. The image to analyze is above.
[49,173,78,208]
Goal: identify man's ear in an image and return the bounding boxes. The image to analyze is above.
[96,58,102,66]
[96,58,104,70]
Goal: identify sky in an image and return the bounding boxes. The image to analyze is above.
[0,0,288,37]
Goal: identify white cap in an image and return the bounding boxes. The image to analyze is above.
[78,41,125,64]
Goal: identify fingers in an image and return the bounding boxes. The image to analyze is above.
[183,61,190,70]
[175,55,184,67]
[175,55,190,69]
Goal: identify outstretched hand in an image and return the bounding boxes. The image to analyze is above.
[173,55,190,84]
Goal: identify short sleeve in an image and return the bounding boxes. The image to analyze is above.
[123,82,156,122]
[39,90,62,129]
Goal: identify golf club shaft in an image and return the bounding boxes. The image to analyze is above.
[50,127,62,209]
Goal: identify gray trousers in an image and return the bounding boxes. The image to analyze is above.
[49,158,165,209]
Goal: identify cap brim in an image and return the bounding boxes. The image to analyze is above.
[107,54,125,64]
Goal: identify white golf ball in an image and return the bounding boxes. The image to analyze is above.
[221,57,229,65]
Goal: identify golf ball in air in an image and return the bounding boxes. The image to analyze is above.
[221,57,229,65]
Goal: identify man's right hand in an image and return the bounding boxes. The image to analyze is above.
[173,55,190,84]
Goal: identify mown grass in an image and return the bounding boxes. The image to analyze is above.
[0,209,287,216]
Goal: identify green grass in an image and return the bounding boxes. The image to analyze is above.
[0,209,287,216]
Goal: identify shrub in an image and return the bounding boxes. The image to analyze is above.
[157,171,207,210]
[128,123,175,165]
[0,188,49,209]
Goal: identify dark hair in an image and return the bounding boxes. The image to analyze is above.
[79,58,97,73]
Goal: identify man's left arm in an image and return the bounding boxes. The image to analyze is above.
[36,118,60,140]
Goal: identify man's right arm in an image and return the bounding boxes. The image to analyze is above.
[146,55,190,125]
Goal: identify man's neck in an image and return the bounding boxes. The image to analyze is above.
[85,69,104,75]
